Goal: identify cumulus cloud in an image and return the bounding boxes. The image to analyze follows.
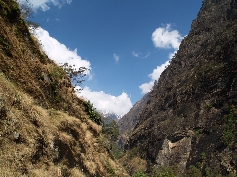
[139,24,183,94]
[168,50,177,60]
[152,24,183,50]
[139,60,170,94]
[77,87,133,116]
[21,0,72,11]
[32,27,91,76]
[149,60,170,81]
[139,81,154,95]
[32,27,131,116]
[114,53,119,62]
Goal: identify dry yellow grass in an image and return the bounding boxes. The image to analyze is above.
[0,1,129,176]
[0,64,129,177]
[119,150,148,175]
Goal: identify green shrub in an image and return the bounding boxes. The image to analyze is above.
[154,171,176,177]
[102,120,119,141]
[221,105,237,145]
[186,165,202,177]
[8,1,21,22]
[127,147,139,160]
[132,171,149,177]
[83,100,103,125]
[0,36,12,56]
[153,166,176,177]
[110,142,124,159]
[200,152,206,160]
[50,66,65,79]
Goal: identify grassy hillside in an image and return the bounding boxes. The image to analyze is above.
[0,0,129,176]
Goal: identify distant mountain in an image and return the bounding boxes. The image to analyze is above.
[116,93,150,148]
[125,0,237,175]
[118,93,150,135]
[99,110,121,123]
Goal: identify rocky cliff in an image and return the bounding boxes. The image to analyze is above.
[118,93,150,135]
[125,0,237,176]
[117,93,150,148]
[0,0,129,176]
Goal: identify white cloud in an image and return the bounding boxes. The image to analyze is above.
[168,50,177,60]
[152,24,183,50]
[139,60,170,94]
[32,27,91,76]
[139,81,154,95]
[132,51,139,58]
[143,52,151,58]
[77,87,133,116]
[22,0,72,11]
[132,51,150,59]
[40,3,50,11]
[114,53,119,62]
[32,27,131,116]
[139,24,183,94]
[66,0,72,4]
[149,60,170,81]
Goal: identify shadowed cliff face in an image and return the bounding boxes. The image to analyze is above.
[118,93,150,135]
[126,0,237,175]
[117,93,150,148]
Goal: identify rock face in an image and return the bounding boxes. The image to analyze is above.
[118,93,150,135]
[126,0,237,175]
[156,131,193,172]
[117,93,150,147]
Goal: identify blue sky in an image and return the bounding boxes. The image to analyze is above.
[23,0,202,116]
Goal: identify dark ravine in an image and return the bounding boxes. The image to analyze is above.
[124,0,237,175]
[117,93,150,148]
[118,92,150,135]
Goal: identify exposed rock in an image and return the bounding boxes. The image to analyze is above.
[156,131,194,172]
[118,93,150,135]
[125,0,237,175]
[117,93,150,148]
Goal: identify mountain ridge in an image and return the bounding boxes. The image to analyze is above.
[124,0,237,175]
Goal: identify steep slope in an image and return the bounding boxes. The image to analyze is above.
[0,0,85,118]
[126,0,237,175]
[118,93,150,135]
[0,0,129,176]
[117,93,150,148]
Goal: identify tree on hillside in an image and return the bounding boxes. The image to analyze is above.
[17,0,40,30]
[61,63,89,91]
[102,120,119,141]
